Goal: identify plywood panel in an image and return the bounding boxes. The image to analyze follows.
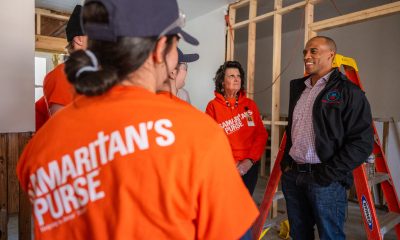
[0,134,8,240]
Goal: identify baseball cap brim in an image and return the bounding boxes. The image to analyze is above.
[178,48,199,63]
[177,28,199,46]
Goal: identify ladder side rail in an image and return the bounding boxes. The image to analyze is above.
[252,134,287,240]
[372,137,400,236]
[353,163,384,239]
[341,63,384,239]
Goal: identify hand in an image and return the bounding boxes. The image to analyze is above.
[237,159,253,176]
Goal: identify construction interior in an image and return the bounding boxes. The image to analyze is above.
[1,0,400,239]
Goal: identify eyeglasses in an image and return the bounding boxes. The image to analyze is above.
[159,10,186,38]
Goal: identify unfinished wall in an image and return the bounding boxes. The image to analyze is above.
[234,13,400,120]
[0,1,35,133]
[179,6,228,111]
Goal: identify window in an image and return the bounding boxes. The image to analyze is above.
[35,56,47,101]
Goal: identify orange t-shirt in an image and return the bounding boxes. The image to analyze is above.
[43,63,75,107]
[18,85,258,240]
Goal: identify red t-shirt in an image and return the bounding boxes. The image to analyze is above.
[35,96,50,131]
[206,91,268,162]
[43,63,75,107]
[18,85,258,239]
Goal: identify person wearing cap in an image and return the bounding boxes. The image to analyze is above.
[42,5,87,117]
[158,47,198,104]
[17,0,258,239]
[175,48,199,103]
[206,60,268,195]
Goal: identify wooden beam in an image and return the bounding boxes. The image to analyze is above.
[35,35,67,53]
[36,14,41,35]
[263,120,288,126]
[271,0,282,173]
[270,0,283,217]
[35,8,69,21]
[382,121,389,155]
[227,13,235,61]
[226,7,236,60]
[230,0,250,10]
[304,1,315,43]
[310,1,400,32]
[231,0,320,29]
[278,0,308,15]
[48,22,67,37]
[246,0,257,99]
[0,134,8,240]
[232,19,251,30]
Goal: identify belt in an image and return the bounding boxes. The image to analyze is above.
[290,162,320,173]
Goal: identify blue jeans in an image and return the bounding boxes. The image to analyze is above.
[240,228,252,240]
[281,169,347,240]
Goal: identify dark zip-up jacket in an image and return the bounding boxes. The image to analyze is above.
[281,68,374,187]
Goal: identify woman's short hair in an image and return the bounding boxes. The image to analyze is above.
[64,2,176,96]
[213,61,246,94]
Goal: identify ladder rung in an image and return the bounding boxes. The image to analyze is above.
[379,212,400,236]
[273,191,284,201]
[368,172,390,186]
[263,213,287,229]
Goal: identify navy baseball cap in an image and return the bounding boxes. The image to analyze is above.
[66,5,84,42]
[178,48,199,63]
[83,0,199,45]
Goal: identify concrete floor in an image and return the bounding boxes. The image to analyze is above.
[7,176,399,239]
[252,176,398,240]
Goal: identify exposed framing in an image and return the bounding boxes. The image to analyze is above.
[226,0,400,177]
[35,8,69,53]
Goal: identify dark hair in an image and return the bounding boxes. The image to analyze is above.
[65,2,176,96]
[309,36,337,53]
[65,41,74,54]
[213,61,246,94]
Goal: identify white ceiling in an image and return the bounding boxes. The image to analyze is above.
[35,0,235,20]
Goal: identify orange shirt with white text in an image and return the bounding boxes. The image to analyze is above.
[18,85,258,240]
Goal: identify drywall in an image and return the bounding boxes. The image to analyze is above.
[0,1,35,132]
[178,6,228,111]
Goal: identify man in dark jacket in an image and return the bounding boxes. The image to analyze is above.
[281,36,374,240]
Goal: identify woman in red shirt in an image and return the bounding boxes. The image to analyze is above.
[206,61,268,195]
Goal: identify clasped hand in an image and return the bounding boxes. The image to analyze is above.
[236,159,253,176]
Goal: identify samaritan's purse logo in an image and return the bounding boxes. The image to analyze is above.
[322,89,341,103]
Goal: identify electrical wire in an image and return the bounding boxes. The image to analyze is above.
[328,0,343,16]
[246,3,307,95]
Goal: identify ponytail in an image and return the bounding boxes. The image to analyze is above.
[65,50,119,96]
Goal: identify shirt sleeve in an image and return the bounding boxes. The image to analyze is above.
[205,101,216,120]
[43,64,74,107]
[195,128,259,239]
